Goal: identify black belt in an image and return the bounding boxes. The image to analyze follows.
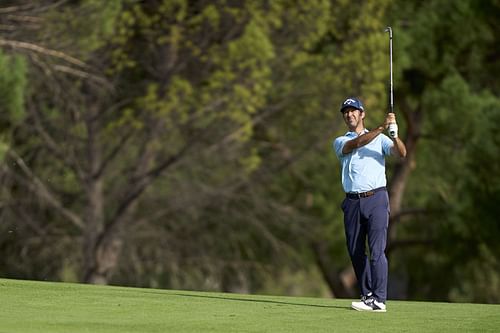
[346,187,386,199]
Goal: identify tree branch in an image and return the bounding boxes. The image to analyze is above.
[53,64,108,85]
[30,105,86,183]
[391,207,436,223]
[7,149,84,229]
[4,14,42,24]
[387,239,434,254]
[0,4,34,14]
[95,137,196,253]
[95,132,133,179]
[0,38,88,68]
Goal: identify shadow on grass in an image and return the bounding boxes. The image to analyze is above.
[170,293,350,311]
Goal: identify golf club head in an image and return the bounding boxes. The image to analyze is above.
[385,26,392,37]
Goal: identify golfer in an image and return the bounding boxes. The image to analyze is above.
[333,97,406,312]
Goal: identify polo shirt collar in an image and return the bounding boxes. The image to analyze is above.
[345,128,368,137]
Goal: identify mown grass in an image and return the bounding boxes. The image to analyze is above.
[0,278,499,332]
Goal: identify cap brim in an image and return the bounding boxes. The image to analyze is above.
[340,106,363,113]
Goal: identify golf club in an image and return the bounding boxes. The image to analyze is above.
[385,26,397,138]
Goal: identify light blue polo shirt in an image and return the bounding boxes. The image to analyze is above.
[333,129,394,193]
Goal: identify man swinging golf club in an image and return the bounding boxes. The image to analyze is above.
[334,97,406,312]
[332,27,406,312]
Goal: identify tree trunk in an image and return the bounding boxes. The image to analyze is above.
[81,106,118,284]
[82,175,104,283]
[84,233,124,284]
[387,106,423,253]
[310,241,356,298]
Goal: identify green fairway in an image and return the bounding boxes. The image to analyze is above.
[0,278,499,332]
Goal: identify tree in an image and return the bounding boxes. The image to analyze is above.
[384,0,500,302]
[0,0,359,289]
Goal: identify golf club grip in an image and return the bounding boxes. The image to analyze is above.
[389,123,396,137]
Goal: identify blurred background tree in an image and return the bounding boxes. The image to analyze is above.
[0,0,498,303]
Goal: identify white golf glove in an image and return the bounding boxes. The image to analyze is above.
[388,123,398,139]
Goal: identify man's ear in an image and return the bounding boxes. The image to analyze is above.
[360,111,365,120]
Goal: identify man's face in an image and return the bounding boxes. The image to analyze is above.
[342,107,364,129]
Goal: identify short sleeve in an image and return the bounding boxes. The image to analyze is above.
[381,134,394,156]
[334,136,349,158]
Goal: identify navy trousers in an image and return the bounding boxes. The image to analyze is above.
[341,189,389,302]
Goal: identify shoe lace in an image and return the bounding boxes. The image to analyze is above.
[364,297,375,305]
[361,292,373,301]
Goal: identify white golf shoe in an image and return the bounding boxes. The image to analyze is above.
[351,296,386,312]
[350,292,372,307]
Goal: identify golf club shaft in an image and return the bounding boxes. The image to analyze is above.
[386,26,393,114]
[385,27,397,138]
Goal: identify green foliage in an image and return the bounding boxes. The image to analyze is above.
[42,0,124,58]
[387,0,500,302]
[0,51,27,125]
[449,244,500,303]
[458,94,500,255]
[0,51,27,160]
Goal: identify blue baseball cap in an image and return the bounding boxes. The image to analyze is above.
[340,97,364,113]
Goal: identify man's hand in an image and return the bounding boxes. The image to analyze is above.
[385,113,398,138]
[384,113,396,129]
[385,112,407,157]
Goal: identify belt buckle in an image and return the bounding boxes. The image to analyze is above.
[360,191,374,198]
